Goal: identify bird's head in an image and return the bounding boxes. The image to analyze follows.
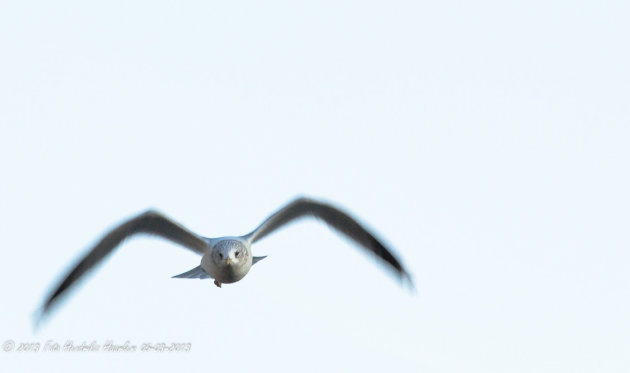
[212,239,249,267]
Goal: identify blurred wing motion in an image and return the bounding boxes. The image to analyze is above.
[246,197,413,284]
[40,211,209,317]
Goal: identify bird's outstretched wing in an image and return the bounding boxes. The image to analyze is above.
[245,197,413,284]
[172,265,212,279]
[40,210,209,317]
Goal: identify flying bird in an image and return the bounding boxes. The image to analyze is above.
[39,197,413,321]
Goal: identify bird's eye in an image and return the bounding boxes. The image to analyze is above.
[218,253,223,259]
[235,251,240,258]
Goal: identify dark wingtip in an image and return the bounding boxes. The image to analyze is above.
[402,271,417,294]
[32,303,50,334]
[35,271,82,331]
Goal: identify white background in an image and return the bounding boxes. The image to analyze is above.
[1,1,629,371]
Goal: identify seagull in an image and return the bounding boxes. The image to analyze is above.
[39,197,413,321]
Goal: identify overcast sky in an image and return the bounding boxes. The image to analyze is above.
[1,1,629,372]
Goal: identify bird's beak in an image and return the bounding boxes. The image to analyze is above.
[226,258,231,265]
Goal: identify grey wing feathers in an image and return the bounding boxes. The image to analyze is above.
[172,265,212,279]
[245,197,412,283]
[41,210,209,316]
[252,255,267,265]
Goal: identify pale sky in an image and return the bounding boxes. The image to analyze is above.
[1,1,629,372]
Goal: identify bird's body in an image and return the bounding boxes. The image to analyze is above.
[38,197,413,323]
[200,238,252,286]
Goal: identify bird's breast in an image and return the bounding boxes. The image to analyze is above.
[201,255,251,284]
